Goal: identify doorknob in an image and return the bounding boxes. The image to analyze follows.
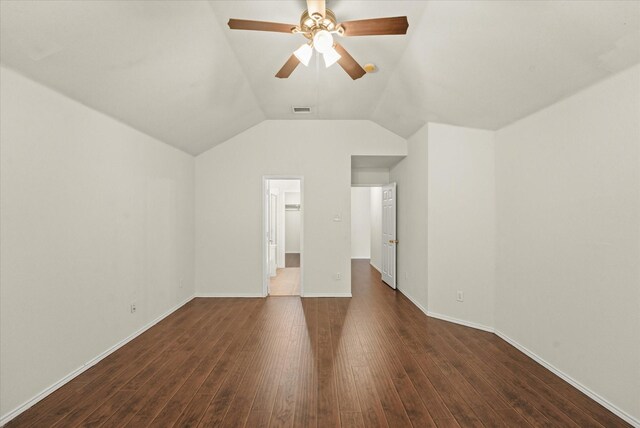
[389,240,398,244]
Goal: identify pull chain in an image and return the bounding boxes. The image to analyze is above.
[315,50,320,117]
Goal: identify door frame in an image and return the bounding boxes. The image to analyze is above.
[262,175,304,297]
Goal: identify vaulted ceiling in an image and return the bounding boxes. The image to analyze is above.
[1,1,639,155]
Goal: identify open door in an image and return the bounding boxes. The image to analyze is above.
[268,190,278,277]
[381,183,397,288]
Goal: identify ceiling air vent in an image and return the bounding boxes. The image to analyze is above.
[292,106,313,114]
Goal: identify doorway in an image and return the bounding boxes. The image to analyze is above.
[263,177,303,296]
[351,183,397,288]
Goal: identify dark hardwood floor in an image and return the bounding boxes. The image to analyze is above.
[6,260,629,427]
[285,253,300,268]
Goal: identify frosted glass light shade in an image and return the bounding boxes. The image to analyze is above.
[294,43,313,66]
[313,30,333,54]
[323,47,341,68]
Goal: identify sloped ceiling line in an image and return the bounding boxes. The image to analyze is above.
[205,0,266,124]
[1,1,639,154]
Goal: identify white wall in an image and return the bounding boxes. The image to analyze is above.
[427,123,496,329]
[351,187,371,259]
[195,120,407,297]
[390,125,429,310]
[0,67,195,419]
[369,187,382,271]
[495,65,640,422]
[351,168,390,186]
[285,192,301,253]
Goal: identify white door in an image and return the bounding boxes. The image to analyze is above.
[269,191,278,277]
[381,183,397,288]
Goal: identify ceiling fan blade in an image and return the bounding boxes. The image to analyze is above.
[275,54,301,79]
[340,16,409,36]
[306,0,326,18]
[334,43,366,80]
[228,19,296,33]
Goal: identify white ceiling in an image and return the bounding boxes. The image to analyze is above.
[0,0,265,155]
[373,0,640,136]
[1,1,639,155]
[207,1,427,121]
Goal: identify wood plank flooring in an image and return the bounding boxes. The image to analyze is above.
[285,253,300,268]
[269,268,301,296]
[6,260,630,427]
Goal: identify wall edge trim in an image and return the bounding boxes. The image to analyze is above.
[0,294,195,426]
[397,287,428,314]
[397,289,638,426]
[493,330,640,427]
[6,289,635,426]
[195,293,265,298]
[426,310,495,333]
[302,293,352,298]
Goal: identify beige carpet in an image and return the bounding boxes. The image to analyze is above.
[269,267,300,296]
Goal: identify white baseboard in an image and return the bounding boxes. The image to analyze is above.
[493,330,639,427]
[426,310,494,334]
[370,261,381,273]
[302,292,352,298]
[197,293,353,298]
[398,287,491,333]
[196,293,353,299]
[5,290,636,427]
[195,293,265,298]
[396,289,638,426]
[0,294,195,427]
[397,287,429,314]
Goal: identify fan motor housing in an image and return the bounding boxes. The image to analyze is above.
[299,9,338,38]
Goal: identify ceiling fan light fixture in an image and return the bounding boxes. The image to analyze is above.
[312,30,333,54]
[228,2,408,80]
[323,46,341,68]
[294,43,313,66]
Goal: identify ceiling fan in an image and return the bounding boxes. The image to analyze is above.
[227,0,409,80]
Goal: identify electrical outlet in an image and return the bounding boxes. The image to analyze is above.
[456,291,464,302]
[334,272,341,280]
[179,278,183,289]
[404,272,409,280]
[130,303,137,313]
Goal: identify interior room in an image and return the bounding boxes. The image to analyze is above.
[266,178,302,296]
[1,1,639,426]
